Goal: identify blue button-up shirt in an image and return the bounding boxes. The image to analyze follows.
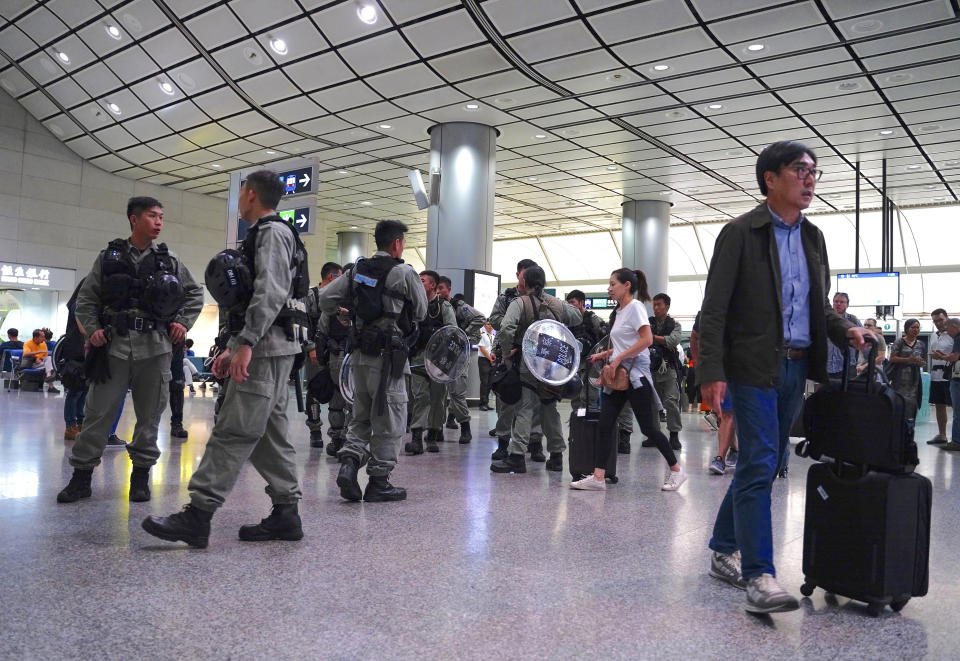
[770,206,811,349]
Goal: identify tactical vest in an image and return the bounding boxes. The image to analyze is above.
[100,238,183,333]
[414,296,447,354]
[346,256,416,357]
[649,315,679,370]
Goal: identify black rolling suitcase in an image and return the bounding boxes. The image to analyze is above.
[800,461,931,616]
[568,411,618,483]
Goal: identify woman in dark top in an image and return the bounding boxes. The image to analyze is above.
[887,318,926,411]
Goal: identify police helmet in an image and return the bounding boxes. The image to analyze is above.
[144,273,185,319]
[560,373,583,400]
[205,249,253,308]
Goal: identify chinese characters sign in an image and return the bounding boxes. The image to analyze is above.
[1,264,51,287]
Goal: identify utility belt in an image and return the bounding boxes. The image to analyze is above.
[101,310,166,336]
[225,300,311,344]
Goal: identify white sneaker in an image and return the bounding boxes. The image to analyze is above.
[570,475,606,490]
[745,573,799,614]
[661,463,687,491]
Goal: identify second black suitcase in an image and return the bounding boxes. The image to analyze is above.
[568,412,618,483]
[800,461,931,616]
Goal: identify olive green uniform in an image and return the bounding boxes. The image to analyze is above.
[317,252,427,476]
[69,240,203,470]
[411,296,457,431]
[446,300,486,424]
[187,219,304,511]
[303,285,324,436]
[317,309,351,445]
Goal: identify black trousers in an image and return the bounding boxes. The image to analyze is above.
[478,356,492,404]
[597,376,677,469]
[169,344,185,426]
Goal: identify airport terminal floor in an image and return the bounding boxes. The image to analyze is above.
[1,388,956,660]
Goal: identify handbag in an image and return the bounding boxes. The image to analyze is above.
[599,363,629,391]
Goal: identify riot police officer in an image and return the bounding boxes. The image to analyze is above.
[490,266,582,474]
[406,270,457,454]
[143,170,310,548]
[314,300,352,458]
[439,282,485,444]
[304,262,343,448]
[56,196,203,504]
[316,219,427,502]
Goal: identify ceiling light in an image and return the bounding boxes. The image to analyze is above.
[105,24,122,40]
[269,38,287,55]
[586,199,598,204]
[652,64,670,71]
[746,43,765,52]
[920,124,941,132]
[664,110,685,119]
[527,176,538,182]
[106,102,121,115]
[211,164,221,168]
[350,225,359,229]
[177,73,196,91]
[266,150,276,155]
[534,133,547,139]
[924,185,936,190]
[356,1,378,24]
[885,72,912,84]
[706,103,723,110]
[379,123,392,129]
[851,18,883,34]
[338,170,348,174]
[493,96,514,105]
[361,201,372,205]
[905,164,922,170]
[837,81,860,91]
[606,165,618,171]
[56,51,70,64]
[878,129,894,136]
[659,190,671,196]
[464,102,479,110]
[158,80,175,95]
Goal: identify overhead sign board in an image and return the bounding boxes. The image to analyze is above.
[237,207,313,242]
[0,262,76,290]
[276,165,314,197]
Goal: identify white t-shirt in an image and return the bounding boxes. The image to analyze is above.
[478,329,494,355]
[930,329,954,382]
[610,300,651,388]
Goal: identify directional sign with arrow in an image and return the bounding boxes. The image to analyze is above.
[276,165,315,197]
[277,207,311,234]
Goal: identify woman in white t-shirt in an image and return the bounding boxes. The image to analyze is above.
[571,268,686,491]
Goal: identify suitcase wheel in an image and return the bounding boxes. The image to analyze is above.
[890,597,910,613]
[799,582,814,597]
[866,602,885,617]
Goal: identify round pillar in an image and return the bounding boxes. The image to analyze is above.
[337,231,370,266]
[621,200,671,308]
[425,122,497,296]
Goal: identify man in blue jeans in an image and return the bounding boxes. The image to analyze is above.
[697,140,869,614]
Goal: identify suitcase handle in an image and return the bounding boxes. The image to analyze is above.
[796,439,810,458]
[840,333,879,393]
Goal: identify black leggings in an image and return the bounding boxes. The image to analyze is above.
[597,376,677,469]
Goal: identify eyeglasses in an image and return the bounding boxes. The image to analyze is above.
[787,165,823,181]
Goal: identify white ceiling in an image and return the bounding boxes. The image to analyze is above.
[1,0,958,255]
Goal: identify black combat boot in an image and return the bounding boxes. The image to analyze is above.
[238,503,303,541]
[445,412,458,429]
[404,428,424,455]
[425,428,440,453]
[336,456,363,502]
[618,429,632,454]
[491,453,526,474]
[458,420,472,444]
[528,439,546,462]
[363,475,407,502]
[488,428,497,437]
[129,466,151,502]
[310,430,324,448]
[641,437,656,448]
[670,431,682,451]
[326,437,343,458]
[171,424,188,439]
[545,452,563,471]
[56,468,93,503]
[491,437,509,460]
[142,505,213,548]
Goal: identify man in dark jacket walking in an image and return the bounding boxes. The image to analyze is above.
[698,141,869,614]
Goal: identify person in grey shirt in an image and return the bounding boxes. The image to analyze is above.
[56,196,203,504]
[318,220,427,502]
[143,170,308,548]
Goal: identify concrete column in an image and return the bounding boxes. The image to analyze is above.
[337,231,371,266]
[425,122,497,295]
[621,199,671,310]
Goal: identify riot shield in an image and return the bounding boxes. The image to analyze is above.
[423,325,470,384]
[521,319,581,386]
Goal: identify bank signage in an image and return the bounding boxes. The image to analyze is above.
[0,263,76,290]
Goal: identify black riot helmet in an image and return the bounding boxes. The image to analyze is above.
[560,373,583,400]
[143,272,184,319]
[205,249,254,309]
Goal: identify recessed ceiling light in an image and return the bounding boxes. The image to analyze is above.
[527,176,538,182]
[56,51,70,64]
[360,201,373,206]
[464,102,479,111]
[105,24,122,40]
[652,64,670,72]
[122,13,142,33]
[350,225,359,229]
[605,73,625,82]
[586,199,598,204]
[878,129,894,136]
[885,72,912,84]
[338,170,348,174]
[746,43,765,52]
[534,133,547,139]
[905,164,922,170]
[920,124,941,132]
[269,38,287,55]
[106,102,121,115]
[837,81,860,91]
[851,18,883,34]
[924,185,936,190]
[706,103,723,110]
[357,1,378,24]
[158,80,175,95]
[211,164,221,168]
[266,150,276,154]
[659,190,671,196]
[664,110,685,119]
[606,165,618,171]
[827,193,841,199]
[493,96,514,105]
[177,73,196,91]
[379,123,392,129]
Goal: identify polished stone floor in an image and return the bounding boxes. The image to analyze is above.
[0,386,957,660]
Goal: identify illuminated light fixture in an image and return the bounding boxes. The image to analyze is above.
[158,80,175,95]
[606,165,617,171]
[905,164,922,170]
[338,170,348,174]
[924,185,936,190]
[350,225,359,229]
[360,201,372,205]
[106,102,121,115]
[105,24,122,39]
[269,37,287,55]
[211,164,221,168]
[659,190,671,196]
[266,150,276,154]
[379,123,392,129]
[652,64,669,71]
[706,103,723,110]
[746,43,765,52]
[534,133,547,139]
[356,1,378,24]
[56,51,70,64]
[527,176,538,182]
[878,129,894,136]
[464,102,479,110]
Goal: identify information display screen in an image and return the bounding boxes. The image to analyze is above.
[472,271,500,318]
[836,272,900,307]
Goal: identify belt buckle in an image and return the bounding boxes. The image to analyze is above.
[134,316,144,332]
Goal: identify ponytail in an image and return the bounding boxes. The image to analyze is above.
[611,268,651,302]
